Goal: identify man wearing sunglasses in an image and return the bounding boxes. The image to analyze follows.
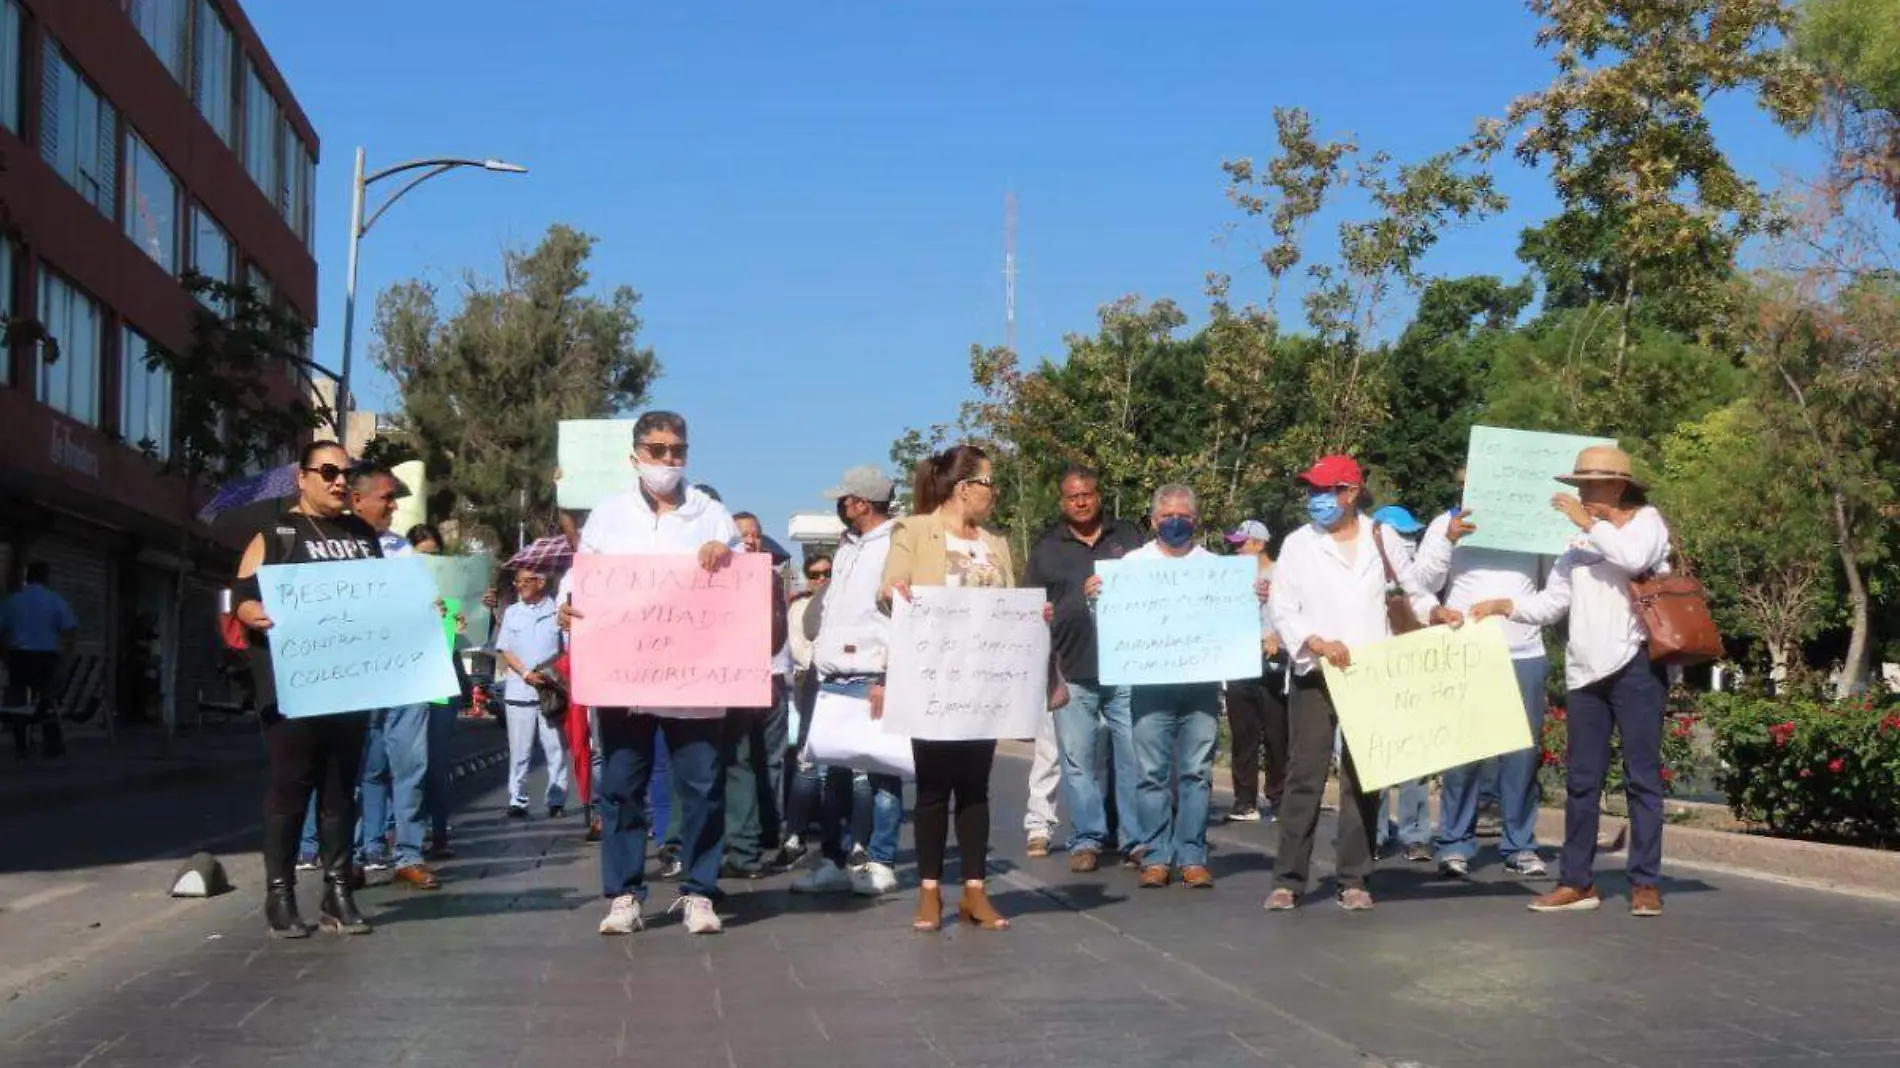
[558,411,756,939]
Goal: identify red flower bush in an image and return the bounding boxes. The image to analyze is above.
[1702,684,1900,842]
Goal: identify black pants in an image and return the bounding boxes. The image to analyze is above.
[1225,672,1289,810]
[1272,673,1378,894]
[911,738,996,883]
[6,651,62,756]
[262,708,370,822]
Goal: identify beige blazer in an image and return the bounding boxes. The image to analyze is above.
[879,510,1017,601]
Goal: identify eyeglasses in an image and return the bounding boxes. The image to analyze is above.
[961,476,995,489]
[807,569,832,580]
[636,441,689,462]
[302,463,348,483]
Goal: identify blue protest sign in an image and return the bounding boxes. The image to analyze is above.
[259,557,461,718]
[1095,555,1262,685]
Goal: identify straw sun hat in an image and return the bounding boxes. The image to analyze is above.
[1555,444,1645,493]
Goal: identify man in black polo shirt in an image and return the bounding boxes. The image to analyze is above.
[1023,463,1145,872]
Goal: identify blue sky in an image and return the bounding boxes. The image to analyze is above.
[248,1,1815,541]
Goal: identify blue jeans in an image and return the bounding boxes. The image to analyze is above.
[1437,656,1549,862]
[847,770,902,865]
[1377,778,1432,848]
[1054,680,1136,855]
[424,702,457,844]
[1129,683,1220,868]
[357,703,430,866]
[1562,647,1667,890]
[596,711,724,901]
[652,732,675,845]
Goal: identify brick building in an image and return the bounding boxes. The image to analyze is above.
[0,0,317,722]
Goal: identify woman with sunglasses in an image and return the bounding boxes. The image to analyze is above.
[880,443,1017,932]
[231,440,384,938]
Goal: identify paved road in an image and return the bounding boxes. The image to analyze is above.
[3,744,1900,1068]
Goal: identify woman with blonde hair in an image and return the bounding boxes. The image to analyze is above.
[880,443,1016,932]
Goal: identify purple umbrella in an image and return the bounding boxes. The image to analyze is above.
[505,535,574,573]
[196,464,303,521]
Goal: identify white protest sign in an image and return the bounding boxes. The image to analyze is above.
[882,586,1050,742]
[557,420,636,510]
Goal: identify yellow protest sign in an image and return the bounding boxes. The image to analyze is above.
[1321,621,1533,792]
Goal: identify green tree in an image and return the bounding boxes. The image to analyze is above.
[373,225,659,553]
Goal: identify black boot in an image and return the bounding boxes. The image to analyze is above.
[262,814,310,939]
[317,815,371,935]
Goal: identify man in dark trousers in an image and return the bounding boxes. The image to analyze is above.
[1022,464,1145,872]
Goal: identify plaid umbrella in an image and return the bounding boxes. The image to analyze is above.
[196,464,302,521]
[505,535,574,573]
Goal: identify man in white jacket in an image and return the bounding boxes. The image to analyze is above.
[559,411,742,937]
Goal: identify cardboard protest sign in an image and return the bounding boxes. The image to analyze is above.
[259,557,461,718]
[1322,621,1533,791]
[882,587,1049,741]
[1095,556,1261,685]
[1461,425,1615,556]
[567,553,773,712]
[556,420,636,510]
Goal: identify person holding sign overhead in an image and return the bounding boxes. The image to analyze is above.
[230,440,383,939]
[557,411,744,938]
[1093,485,1227,891]
[1266,455,1444,912]
[1411,470,1556,881]
[880,444,1018,932]
[1471,445,1673,918]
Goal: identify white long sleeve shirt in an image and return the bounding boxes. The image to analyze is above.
[558,484,739,718]
[813,519,897,678]
[1270,518,1440,677]
[1509,507,1671,690]
[1410,513,1548,661]
[787,595,818,673]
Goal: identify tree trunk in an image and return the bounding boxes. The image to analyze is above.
[1832,486,1872,696]
[1614,275,1636,378]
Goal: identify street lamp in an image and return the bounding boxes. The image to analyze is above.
[333,148,527,436]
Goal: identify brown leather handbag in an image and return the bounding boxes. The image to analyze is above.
[1629,528,1723,667]
[1373,523,1425,636]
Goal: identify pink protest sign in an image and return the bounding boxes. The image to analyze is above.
[568,553,774,712]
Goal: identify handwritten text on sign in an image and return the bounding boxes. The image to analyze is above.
[556,420,636,510]
[419,554,493,645]
[568,553,773,712]
[1461,425,1615,556]
[259,558,461,718]
[883,587,1050,741]
[1095,556,1261,685]
[1322,621,1533,791]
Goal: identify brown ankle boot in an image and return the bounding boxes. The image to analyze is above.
[912,885,943,932]
[957,883,1010,930]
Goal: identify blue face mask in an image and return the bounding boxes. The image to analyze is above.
[1306,492,1344,529]
[1156,515,1196,548]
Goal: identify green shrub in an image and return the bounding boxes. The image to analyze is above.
[1698,682,1900,843]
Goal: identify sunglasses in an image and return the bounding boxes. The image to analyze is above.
[636,441,689,462]
[961,476,995,489]
[302,463,349,484]
[807,569,832,580]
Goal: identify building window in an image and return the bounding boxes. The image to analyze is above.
[246,263,272,305]
[300,145,317,252]
[188,204,233,311]
[40,39,119,219]
[120,327,173,460]
[242,61,279,201]
[191,0,234,146]
[0,1,21,134]
[278,117,299,222]
[124,132,180,271]
[38,268,103,427]
[127,0,189,84]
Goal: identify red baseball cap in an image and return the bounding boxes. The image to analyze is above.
[1295,455,1364,488]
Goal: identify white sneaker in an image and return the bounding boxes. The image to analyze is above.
[598,894,643,936]
[792,860,853,895]
[672,894,723,934]
[850,861,898,897]
[1439,856,1470,879]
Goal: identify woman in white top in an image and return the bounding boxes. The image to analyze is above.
[1473,445,1671,918]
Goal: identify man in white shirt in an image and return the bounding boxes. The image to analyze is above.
[1267,455,1443,912]
[1095,484,1226,891]
[791,466,905,897]
[557,411,746,938]
[496,570,569,822]
[1410,476,1554,880]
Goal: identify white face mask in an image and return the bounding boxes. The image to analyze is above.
[637,462,685,497]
